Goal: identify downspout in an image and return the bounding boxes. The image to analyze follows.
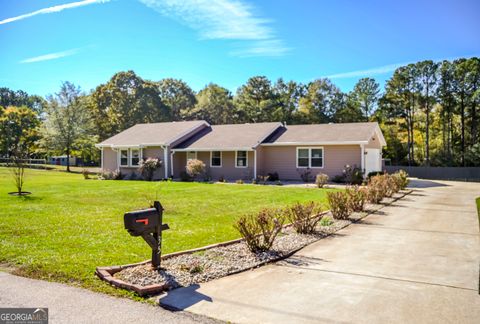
[100,147,104,170]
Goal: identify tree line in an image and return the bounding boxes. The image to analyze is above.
[1,57,479,170]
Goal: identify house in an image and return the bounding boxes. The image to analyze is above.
[49,155,78,166]
[95,121,386,181]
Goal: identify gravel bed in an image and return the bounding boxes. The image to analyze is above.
[114,218,350,289]
[114,192,409,290]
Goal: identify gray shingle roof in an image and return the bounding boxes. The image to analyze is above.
[263,122,385,145]
[173,122,282,150]
[97,121,208,147]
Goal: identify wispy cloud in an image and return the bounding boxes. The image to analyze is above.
[0,0,110,25]
[139,0,289,57]
[326,62,410,79]
[20,48,80,63]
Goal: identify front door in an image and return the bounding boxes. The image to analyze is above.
[365,148,381,175]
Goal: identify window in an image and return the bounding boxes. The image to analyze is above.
[120,150,128,166]
[311,149,323,167]
[131,149,140,166]
[236,151,248,168]
[296,147,324,168]
[210,151,222,167]
[186,151,197,161]
[297,148,309,167]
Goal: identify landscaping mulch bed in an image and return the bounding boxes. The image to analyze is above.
[104,190,411,295]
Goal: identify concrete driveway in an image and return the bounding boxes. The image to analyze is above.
[160,179,480,323]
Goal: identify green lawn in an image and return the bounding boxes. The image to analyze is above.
[0,167,336,297]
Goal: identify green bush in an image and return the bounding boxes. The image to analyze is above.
[236,179,244,184]
[315,173,329,188]
[179,171,192,182]
[234,208,285,252]
[343,165,364,185]
[346,185,367,212]
[82,169,90,180]
[297,168,313,183]
[320,216,333,226]
[285,202,323,234]
[327,191,351,220]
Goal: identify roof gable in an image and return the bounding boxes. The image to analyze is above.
[96,120,208,148]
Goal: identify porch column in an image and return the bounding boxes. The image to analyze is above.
[163,146,168,179]
[253,149,257,179]
[170,151,175,177]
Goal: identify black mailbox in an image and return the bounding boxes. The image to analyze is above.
[124,207,159,236]
[123,201,169,269]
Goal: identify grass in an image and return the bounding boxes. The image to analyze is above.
[0,167,337,297]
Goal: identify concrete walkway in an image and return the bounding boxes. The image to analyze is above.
[160,179,480,323]
[0,272,219,324]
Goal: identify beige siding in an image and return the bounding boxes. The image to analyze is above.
[260,145,361,180]
[102,148,117,171]
[173,151,254,180]
[141,147,166,180]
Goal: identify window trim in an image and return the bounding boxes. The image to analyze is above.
[296,147,324,169]
[120,149,129,167]
[118,148,143,167]
[210,151,222,168]
[130,148,141,166]
[186,151,197,161]
[235,150,248,168]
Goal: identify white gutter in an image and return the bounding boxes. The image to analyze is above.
[100,148,104,170]
[260,141,369,146]
[171,147,253,152]
[361,144,365,175]
[253,149,257,179]
[170,151,175,177]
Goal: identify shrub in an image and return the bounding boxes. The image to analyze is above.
[257,175,269,185]
[180,171,192,182]
[218,175,226,183]
[275,180,283,186]
[383,174,398,197]
[346,185,367,212]
[285,202,323,234]
[331,175,344,183]
[8,155,27,195]
[82,169,90,180]
[297,168,312,183]
[236,179,244,184]
[327,191,351,220]
[251,178,259,184]
[395,170,409,189]
[112,170,124,180]
[367,175,387,203]
[320,216,333,227]
[234,208,285,252]
[139,158,162,181]
[186,159,206,181]
[315,173,329,188]
[267,172,279,181]
[343,165,364,185]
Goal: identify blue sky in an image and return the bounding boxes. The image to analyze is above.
[1,0,479,97]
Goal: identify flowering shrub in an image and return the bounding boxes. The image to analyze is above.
[315,173,329,188]
[327,191,351,220]
[139,158,162,181]
[234,208,285,252]
[186,159,206,180]
[285,202,323,234]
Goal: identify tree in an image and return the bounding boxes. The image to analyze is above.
[437,60,456,163]
[298,79,343,123]
[185,83,236,124]
[272,79,304,124]
[415,60,438,165]
[0,106,40,157]
[0,87,46,115]
[89,71,169,140]
[157,78,196,121]
[41,82,92,172]
[453,59,471,166]
[235,76,277,123]
[350,78,380,121]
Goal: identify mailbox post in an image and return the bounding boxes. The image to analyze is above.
[123,201,169,269]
